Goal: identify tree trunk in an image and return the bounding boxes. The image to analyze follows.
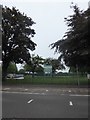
[2,61,9,81]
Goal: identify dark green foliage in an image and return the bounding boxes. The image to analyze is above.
[7,62,17,73]
[50,4,90,73]
[24,54,44,76]
[18,69,25,74]
[2,6,36,78]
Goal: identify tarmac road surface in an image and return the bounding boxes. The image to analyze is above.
[2,85,89,118]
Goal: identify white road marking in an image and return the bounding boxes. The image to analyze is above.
[25,89,28,91]
[3,88,10,90]
[69,101,73,106]
[2,91,46,95]
[46,90,48,92]
[27,99,34,104]
[70,94,90,97]
[69,90,71,92]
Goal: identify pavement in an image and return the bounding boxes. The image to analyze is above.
[1,84,89,95]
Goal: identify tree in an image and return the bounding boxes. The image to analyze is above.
[2,6,36,79]
[7,62,17,74]
[18,69,25,74]
[50,3,90,73]
[35,65,44,75]
[24,54,44,77]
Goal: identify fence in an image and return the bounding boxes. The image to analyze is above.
[3,72,89,86]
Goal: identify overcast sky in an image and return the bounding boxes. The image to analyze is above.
[0,0,89,71]
[1,0,89,58]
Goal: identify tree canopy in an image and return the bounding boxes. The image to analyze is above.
[50,4,90,73]
[2,6,37,78]
[24,54,44,76]
[7,62,17,74]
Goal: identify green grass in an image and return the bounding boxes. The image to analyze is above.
[3,75,89,85]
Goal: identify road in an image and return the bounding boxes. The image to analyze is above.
[2,86,89,118]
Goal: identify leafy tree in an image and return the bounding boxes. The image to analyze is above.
[24,63,31,72]
[24,54,44,77]
[50,3,90,73]
[18,69,25,74]
[35,65,44,75]
[2,6,36,79]
[7,62,17,74]
[24,63,44,75]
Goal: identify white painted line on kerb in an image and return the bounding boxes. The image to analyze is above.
[70,94,90,97]
[3,91,46,95]
[69,101,73,106]
[27,99,34,104]
[4,88,10,90]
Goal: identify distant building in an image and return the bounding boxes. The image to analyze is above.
[43,64,52,75]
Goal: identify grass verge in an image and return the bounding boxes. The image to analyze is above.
[2,75,89,85]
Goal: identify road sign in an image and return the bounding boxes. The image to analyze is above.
[44,64,52,75]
